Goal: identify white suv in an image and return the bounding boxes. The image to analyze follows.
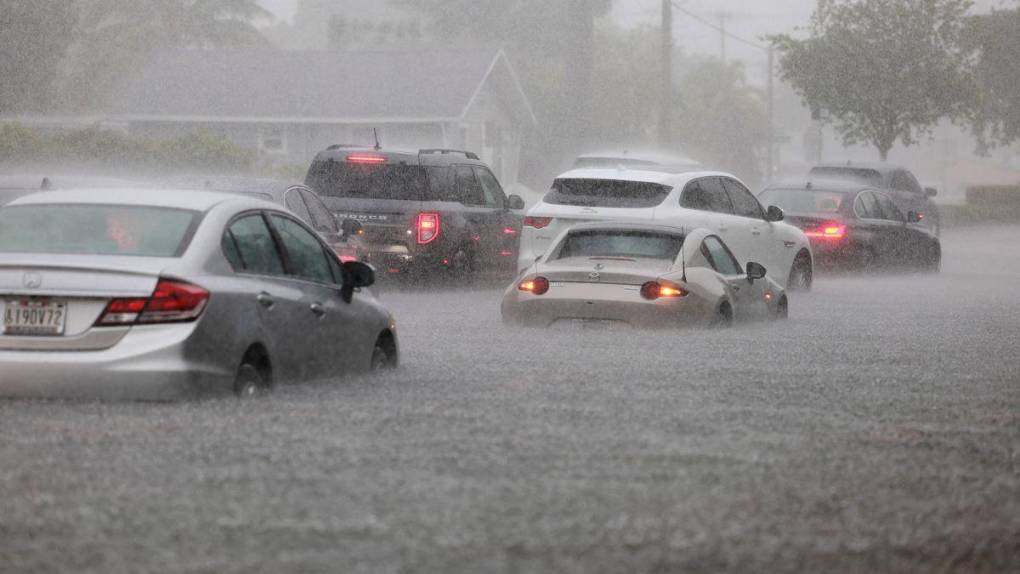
[518,168,814,289]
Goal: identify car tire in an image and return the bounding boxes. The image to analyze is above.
[922,244,942,273]
[234,363,268,398]
[370,335,397,371]
[856,246,878,271]
[787,251,813,291]
[772,295,789,320]
[710,302,734,328]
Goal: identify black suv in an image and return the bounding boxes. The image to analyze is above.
[808,162,941,235]
[305,146,525,277]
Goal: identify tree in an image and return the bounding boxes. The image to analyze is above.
[771,0,975,160]
[61,0,271,111]
[965,6,1020,148]
[0,1,77,114]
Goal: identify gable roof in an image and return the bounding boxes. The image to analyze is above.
[109,48,535,125]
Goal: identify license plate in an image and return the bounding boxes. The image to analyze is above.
[2,299,67,336]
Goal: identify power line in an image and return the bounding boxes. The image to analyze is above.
[670,1,768,52]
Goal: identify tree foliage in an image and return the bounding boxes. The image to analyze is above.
[0,1,78,114]
[965,6,1020,148]
[772,0,975,160]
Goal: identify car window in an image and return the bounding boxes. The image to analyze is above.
[474,167,506,209]
[284,189,312,222]
[307,158,426,201]
[855,192,883,219]
[681,178,734,214]
[423,166,456,202]
[874,193,904,222]
[903,171,924,194]
[544,178,672,208]
[299,188,339,234]
[556,230,684,261]
[225,214,285,276]
[269,214,334,284]
[701,236,742,275]
[759,188,850,214]
[455,166,488,206]
[721,178,764,219]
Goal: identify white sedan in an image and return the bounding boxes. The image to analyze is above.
[518,168,814,290]
[503,222,788,328]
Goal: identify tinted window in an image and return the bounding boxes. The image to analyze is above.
[557,230,683,261]
[855,192,883,219]
[681,178,734,214]
[474,167,506,208]
[809,167,883,187]
[874,193,904,222]
[721,178,764,219]
[759,188,850,214]
[307,158,426,201]
[270,214,333,284]
[702,236,742,275]
[227,214,285,275]
[455,166,489,206]
[544,179,671,208]
[423,166,455,202]
[0,205,197,257]
[891,171,923,194]
[284,189,311,221]
[299,188,339,234]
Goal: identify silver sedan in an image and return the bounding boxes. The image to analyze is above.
[0,188,398,400]
[502,223,788,328]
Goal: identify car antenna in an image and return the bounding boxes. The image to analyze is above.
[681,225,688,283]
[373,128,381,151]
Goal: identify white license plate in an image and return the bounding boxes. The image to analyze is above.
[2,299,67,336]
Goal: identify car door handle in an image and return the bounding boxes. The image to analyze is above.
[310,302,327,317]
[257,292,275,309]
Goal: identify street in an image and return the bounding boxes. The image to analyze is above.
[1,225,1018,573]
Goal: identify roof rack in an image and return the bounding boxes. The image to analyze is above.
[419,148,480,160]
[326,143,367,150]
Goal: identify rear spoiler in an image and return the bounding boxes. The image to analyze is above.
[419,149,479,160]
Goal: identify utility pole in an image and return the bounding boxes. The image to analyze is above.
[766,45,775,181]
[659,0,673,148]
[718,12,727,61]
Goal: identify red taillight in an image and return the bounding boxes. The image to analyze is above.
[503,226,517,235]
[523,216,552,229]
[346,154,386,164]
[805,223,847,239]
[416,212,440,245]
[640,281,687,300]
[518,276,550,295]
[96,279,209,326]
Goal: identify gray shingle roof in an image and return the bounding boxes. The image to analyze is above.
[110,48,507,120]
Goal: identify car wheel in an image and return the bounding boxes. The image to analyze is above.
[772,295,789,320]
[787,251,813,291]
[710,302,734,328]
[856,246,878,271]
[923,244,942,273]
[370,335,397,371]
[234,363,268,398]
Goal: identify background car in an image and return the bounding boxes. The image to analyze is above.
[759,180,941,271]
[572,149,702,170]
[808,162,941,235]
[161,176,365,262]
[305,146,526,278]
[519,167,814,290]
[504,222,787,328]
[0,188,396,400]
[0,175,150,207]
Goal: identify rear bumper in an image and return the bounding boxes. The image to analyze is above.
[0,323,234,400]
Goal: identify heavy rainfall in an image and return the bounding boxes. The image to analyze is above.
[0,0,1018,572]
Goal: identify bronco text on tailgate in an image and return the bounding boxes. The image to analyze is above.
[305,146,525,278]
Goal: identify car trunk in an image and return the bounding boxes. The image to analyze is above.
[537,256,672,285]
[323,197,422,249]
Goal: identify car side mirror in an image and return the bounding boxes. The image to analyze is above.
[765,205,784,222]
[340,218,364,238]
[344,260,374,288]
[746,261,767,281]
[507,194,525,210]
[907,211,922,223]
[924,187,938,198]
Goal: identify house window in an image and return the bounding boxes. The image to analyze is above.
[260,126,287,154]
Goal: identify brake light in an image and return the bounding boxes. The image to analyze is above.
[518,276,550,295]
[416,212,440,244]
[640,281,688,300]
[523,216,552,229]
[346,154,386,164]
[96,279,209,326]
[805,223,846,239]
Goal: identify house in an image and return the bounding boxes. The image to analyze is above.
[105,47,536,185]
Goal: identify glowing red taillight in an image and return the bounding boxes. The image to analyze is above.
[640,281,687,300]
[805,223,847,239]
[518,276,550,295]
[523,216,552,229]
[416,212,440,245]
[96,279,209,326]
[346,154,386,164]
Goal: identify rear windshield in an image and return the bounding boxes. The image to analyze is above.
[758,189,850,214]
[306,158,426,201]
[544,178,672,208]
[557,230,683,261]
[0,205,198,257]
[809,167,882,186]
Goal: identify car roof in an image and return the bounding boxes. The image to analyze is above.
[5,188,277,211]
[763,178,874,194]
[554,167,733,186]
[810,162,902,175]
[575,150,702,166]
[0,175,151,191]
[313,146,486,167]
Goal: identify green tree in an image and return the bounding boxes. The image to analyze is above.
[772,0,975,160]
[965,6,1020,148]
[0,1,77,114]
[62,0,271,111]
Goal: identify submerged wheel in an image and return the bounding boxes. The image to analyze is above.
[370,334,398,371]
[922,244,942,273]
[788,251,813,291]
[710,302,734,328]
[234,363,268,398]
[772,295,789,320]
